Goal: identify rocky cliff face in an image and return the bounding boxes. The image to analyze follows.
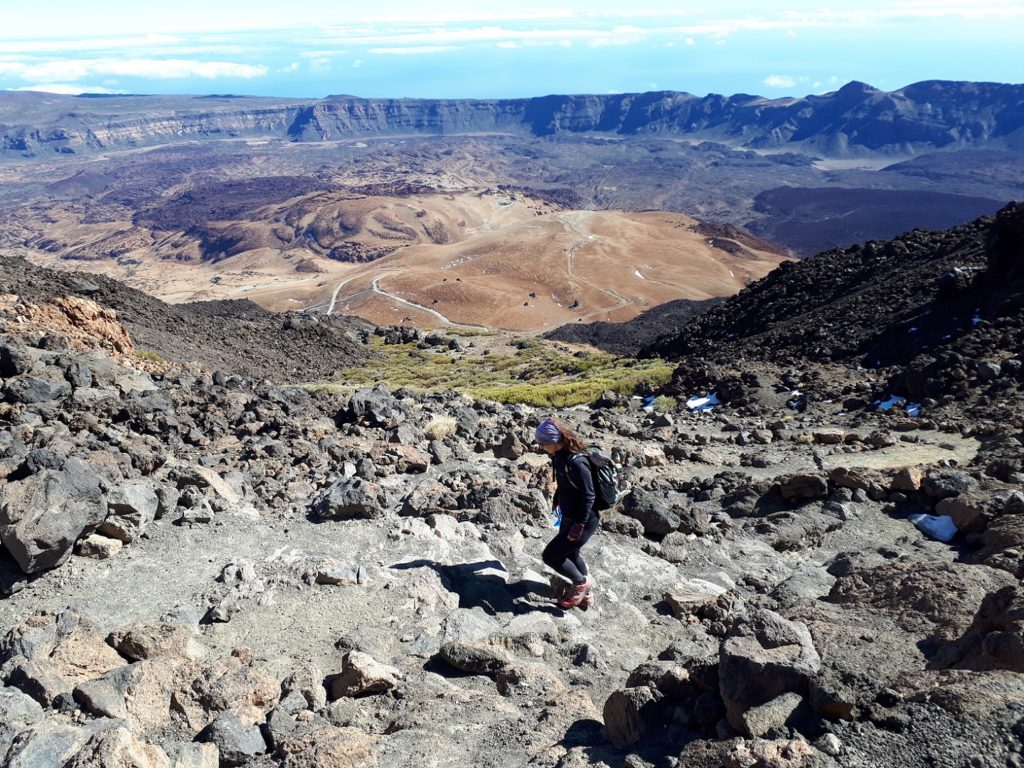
[3,80,1023,157]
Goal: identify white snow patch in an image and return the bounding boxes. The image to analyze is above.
[634,270,645,280]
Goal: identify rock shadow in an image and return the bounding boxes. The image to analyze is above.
[556,717,612,758]
[391,558,559,616]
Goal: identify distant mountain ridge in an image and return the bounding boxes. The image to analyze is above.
[2,80,1023,158]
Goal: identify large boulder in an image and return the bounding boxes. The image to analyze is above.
[196,712,267,767]
[99,480,159,543]
[5,375,72,405]
[619,487,681,538]
[276,725,377,768]
[312,477,387,520]
[935,585,1024,672]
[934,490,1008,533]
[1,720,106,768]
[73,658,181,731]
[329,651,402,698]
[343,385,405,427]
[603,686,662,748]
[64,727,171,768]
[173,655,279,733]
[0,337,34,377]
[1,610,126,706]
[780,474,829,502]
[0,458,107,573]
[977,514,1024,578]
[106,621,198,662]
[0,686,43,758]
[437,609,512,677]
[719,609,821,734]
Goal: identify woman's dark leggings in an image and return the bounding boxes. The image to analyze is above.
[542,515,600,585]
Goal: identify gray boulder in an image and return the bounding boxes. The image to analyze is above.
[1,719,96,768]
[740,692,804,738]
[0,686,44,756]
[197,711,267,767]
[345,385,405,427]
[329,651,402,698]
[0,457,106,574]
[619,487,681,538]
[780,474,829,502]
[603,686,662,748]
[922,470,980,500]
[5,375,71,405]
[719,609,821,734]
[0,337,34,377]
[312,477,386,520]
[99,480,159,543]
[438,609,511,677]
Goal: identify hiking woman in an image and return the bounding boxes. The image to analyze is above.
[535,417,599,609]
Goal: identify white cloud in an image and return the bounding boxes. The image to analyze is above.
[280,62,300,73]
[0,59,268,81]
[763,75,797,88]
[1,34,185,54]
[3,4,1021,42]
[319,23,649,49]
[496,41,519,49]
[352,59,363,68]
[10,83,123,95]
[299,50,344,59]
[369,46,459,56]
[587,25,648,47]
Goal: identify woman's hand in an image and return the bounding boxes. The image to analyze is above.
[567,523,584,542]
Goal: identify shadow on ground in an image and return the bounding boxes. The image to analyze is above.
[391,558,561,616]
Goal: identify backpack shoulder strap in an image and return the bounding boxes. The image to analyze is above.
[563,452,590,490]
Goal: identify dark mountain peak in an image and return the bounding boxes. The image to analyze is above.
[835,80,881,96]
[822,81,884,107]
[642,202,1024,374]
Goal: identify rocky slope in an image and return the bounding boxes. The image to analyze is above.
[0,256,373,382]
[645,202,1024,424]
[543,298,724,355]
[1,246,1022,767]
[3,80,1023,158]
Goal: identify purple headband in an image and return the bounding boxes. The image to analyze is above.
[534,418,563,445]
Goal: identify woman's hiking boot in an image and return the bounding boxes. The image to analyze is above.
[558,578,591,609]
[579,585,594,609]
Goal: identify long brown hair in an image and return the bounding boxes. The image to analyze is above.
[550,418,588,454]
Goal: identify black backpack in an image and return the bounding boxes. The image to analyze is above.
[568,449,619,511]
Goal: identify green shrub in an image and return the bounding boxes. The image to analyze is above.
[312,335,673,408]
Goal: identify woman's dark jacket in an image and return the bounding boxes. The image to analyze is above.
[551,450,596,524]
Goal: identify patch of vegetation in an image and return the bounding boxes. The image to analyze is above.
[135,349,165,363]
[653,395,680,412]
[425,415,458,440]
[315,336,673,408]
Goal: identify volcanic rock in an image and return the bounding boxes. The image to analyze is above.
[719,609,821,734]
[0,457,107,573]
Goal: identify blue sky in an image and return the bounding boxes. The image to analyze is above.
[1,1,1022,99]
